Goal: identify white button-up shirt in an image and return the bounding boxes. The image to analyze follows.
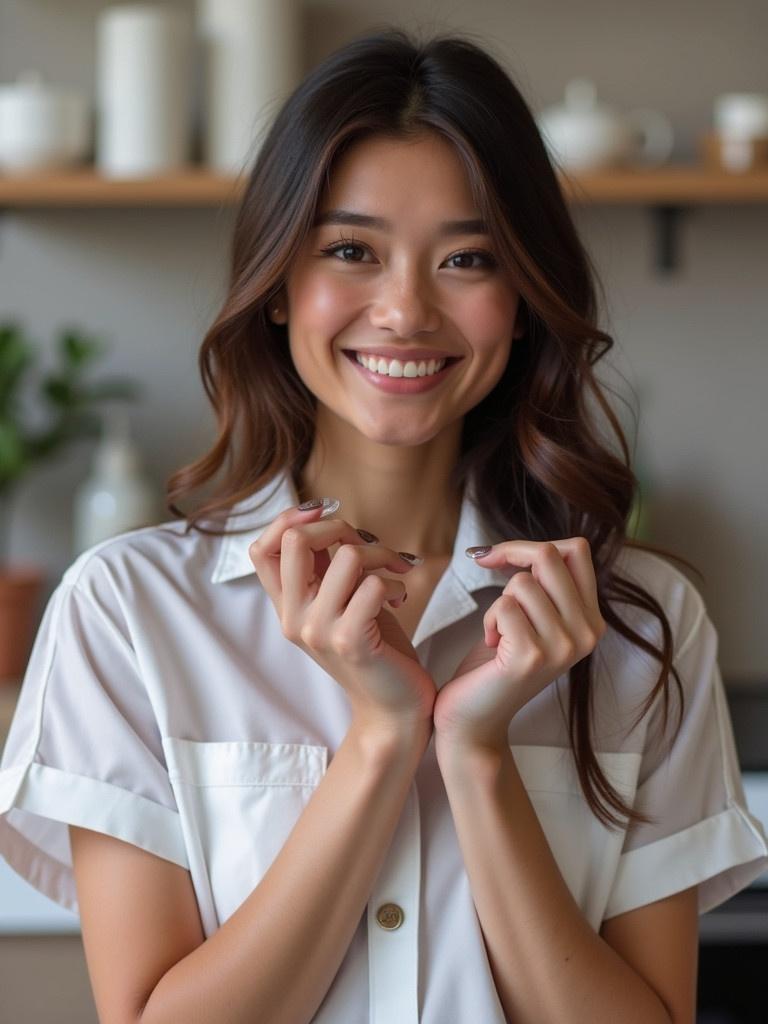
[1,468,767,1022]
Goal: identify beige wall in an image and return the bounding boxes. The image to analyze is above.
[1,0,766,678]
[0,935,98,1023]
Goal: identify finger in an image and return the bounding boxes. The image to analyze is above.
[281,521,417,623]
[485,592,537,648]
[505,544,584,635]
[341,572,409,626]
[549,537,600,610]
[247,500,340,605]
[494,546,602,656]
[470,538,600,619]
[499,569,565,643]
[307,536,418,623]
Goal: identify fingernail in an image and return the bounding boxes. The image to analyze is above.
[297,497,341,517]
[398,551,423,565]
[466,545,492,559]
[356,528,379,543]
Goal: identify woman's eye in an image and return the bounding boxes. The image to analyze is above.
[320,239,370,262]
[446,250,497,270]
[319,240,497,270]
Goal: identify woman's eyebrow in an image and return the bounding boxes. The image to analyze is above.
[313,208,489,237]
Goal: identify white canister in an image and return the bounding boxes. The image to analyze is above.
[96,4,194,177]
[196,0,303,174]
[0,71,91,173]
[713,93,768,172]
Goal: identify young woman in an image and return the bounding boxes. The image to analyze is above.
[2,27,766,1024]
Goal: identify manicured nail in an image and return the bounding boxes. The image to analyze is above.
[466,545,492,559]
[398,551,423,565]
[297,497,341,517]
[356,528,379,543]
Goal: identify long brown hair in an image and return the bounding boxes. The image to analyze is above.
[167,26,703,831]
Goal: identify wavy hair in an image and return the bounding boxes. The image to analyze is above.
[167,26,703,831]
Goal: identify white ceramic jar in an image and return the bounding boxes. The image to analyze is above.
[0,71,91,173]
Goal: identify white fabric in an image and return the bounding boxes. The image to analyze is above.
[1,467,766,1022]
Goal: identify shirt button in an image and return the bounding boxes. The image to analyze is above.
[375,902,404,930]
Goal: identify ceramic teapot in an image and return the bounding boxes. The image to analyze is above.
[536,78,674,172]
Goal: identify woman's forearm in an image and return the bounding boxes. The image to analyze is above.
[140,720,430,1024]
[435,739,672,1024]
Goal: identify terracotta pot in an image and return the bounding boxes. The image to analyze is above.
[0,564,46,684]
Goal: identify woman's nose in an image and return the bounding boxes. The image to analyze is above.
[367,274,441,336]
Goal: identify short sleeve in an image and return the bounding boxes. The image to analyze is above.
[0,575,188,916]
[604,599,768,920]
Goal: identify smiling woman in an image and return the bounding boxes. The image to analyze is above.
[1,23,766,1024]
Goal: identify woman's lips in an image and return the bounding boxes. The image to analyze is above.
[342,350,462,394]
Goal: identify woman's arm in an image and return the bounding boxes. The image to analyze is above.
[119,720,429,1024]
[435,737,697,1024]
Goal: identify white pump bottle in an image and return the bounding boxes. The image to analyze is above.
[73,408,160,556]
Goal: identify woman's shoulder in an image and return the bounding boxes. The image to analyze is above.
[60,517,223,605]
[609,542,708,657]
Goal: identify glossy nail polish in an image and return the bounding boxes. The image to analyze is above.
[297,497,341,517]
[356,528,379,543]
[398,551,424,565]
[465,545,492,558]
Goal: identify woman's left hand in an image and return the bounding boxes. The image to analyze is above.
[432,537,608,752]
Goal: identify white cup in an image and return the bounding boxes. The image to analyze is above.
[713,93,768,171]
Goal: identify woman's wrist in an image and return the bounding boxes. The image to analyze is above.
[348,713,433,762]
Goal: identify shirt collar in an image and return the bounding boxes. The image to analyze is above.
[210,467,510,593]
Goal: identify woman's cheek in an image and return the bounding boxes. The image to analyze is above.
[467,283,520,332]
[305,277,361,327]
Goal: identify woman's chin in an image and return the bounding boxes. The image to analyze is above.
[356,418,444,448]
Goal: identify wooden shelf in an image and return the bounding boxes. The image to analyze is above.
[0,168,247,207]
[560,165,768,203]
[1,164,767,208]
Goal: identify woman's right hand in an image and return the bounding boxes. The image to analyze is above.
[248,500,437,740]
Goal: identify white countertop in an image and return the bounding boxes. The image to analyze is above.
[0,856,80,934]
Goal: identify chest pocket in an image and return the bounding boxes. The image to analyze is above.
[510,744,642,931]
[163,738,328,931]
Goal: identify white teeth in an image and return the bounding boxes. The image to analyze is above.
[354,353,447,377]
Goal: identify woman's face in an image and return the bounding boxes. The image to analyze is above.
[274,131,525,447]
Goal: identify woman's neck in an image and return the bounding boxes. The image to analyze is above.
[294,427,464,559]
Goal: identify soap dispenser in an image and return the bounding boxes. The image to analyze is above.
[73,408,160,556]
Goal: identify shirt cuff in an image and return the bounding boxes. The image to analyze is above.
[604,803,768,920]
[0,761,189,915]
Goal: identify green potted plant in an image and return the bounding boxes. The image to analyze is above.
[0,321,140,683]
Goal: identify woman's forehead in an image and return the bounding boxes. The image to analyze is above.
[315,134,483,227]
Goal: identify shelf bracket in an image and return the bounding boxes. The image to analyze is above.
[651,203,690,274]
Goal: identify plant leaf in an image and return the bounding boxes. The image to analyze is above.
[59,329,105,368]
[0,419,26,486]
